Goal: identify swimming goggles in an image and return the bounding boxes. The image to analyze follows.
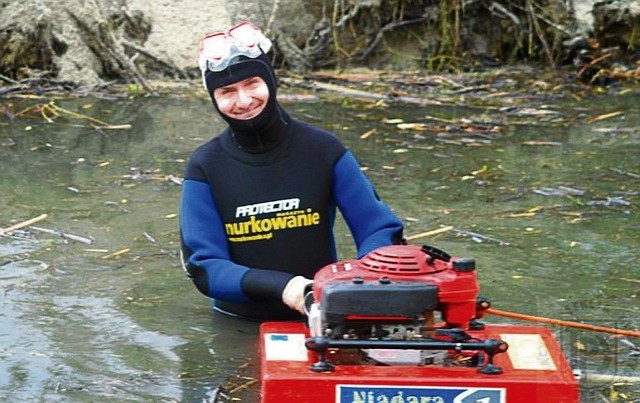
[198,21,272,73]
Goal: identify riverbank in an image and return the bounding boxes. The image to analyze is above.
[3,64,639,120]
[2,0,639,91]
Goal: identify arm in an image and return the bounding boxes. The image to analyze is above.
[332,151,404,257]
[180,179,294,303]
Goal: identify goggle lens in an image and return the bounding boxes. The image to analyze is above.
[230,23,260,47]
[200,33,229,60]
[199,21,271,73]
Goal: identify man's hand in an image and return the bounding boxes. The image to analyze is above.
[282,276,313,314]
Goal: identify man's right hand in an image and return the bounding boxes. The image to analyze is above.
[282,276,313,314]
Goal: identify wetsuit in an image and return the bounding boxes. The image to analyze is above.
[180,53,403,321]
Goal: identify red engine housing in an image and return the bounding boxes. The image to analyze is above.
[312,244,480,331]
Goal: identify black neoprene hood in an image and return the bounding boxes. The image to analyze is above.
[203,53,280,137]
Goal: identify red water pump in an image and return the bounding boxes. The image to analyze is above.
[259,244,580,403]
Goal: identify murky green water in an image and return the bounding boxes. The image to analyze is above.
[1,84,638,402]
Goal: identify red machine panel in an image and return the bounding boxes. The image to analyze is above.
[260,322,579,403]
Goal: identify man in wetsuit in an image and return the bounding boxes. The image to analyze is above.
[180,21,404,321]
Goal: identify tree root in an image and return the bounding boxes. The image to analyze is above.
[65,9,154,93]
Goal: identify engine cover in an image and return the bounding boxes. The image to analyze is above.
[311,244,480,337]
[322,281,439,324]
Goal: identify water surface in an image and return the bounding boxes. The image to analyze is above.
[1,87,638,402]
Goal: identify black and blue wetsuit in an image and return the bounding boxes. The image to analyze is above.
[180,117,403,320]
[181,53,403,321]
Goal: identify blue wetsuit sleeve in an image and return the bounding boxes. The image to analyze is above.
[180,179,293,303]
[180,179,251,303]
[333,151,404,258]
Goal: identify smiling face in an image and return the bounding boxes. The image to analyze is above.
[213,76,270,120]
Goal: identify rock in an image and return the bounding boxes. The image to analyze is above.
[573,0,602,34]
[0,0,229,85]
[593,0,640,49]
[127,0,229,72]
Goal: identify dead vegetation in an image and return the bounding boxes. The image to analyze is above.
[0,0,639,93]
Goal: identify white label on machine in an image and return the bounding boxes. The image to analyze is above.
[337,384,506,403]
[263,333,308,361]
[500,333,557,370]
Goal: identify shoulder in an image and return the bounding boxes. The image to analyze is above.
[184,132,228,180]
[189,134,225,161]
[290,119,346,155]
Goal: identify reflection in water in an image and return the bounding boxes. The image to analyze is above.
[0,246,186,400]
[0,257,54,402]
[0,93,638,401]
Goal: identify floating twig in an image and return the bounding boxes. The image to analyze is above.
[101,248,131,259]
[610,167,640,179]
[620,338,639,352]
[522,140,562,146]
[29,226,94,245]
[227,377,258,394]
[0,213,48,235]
[533,186,585,197]
[12,101,131,129]
[586,196,631,207]
[582,372,640,384]
[360,129,376,139]
[452,228,511,246]
[587,110,624,123]
[406,226,454,241]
